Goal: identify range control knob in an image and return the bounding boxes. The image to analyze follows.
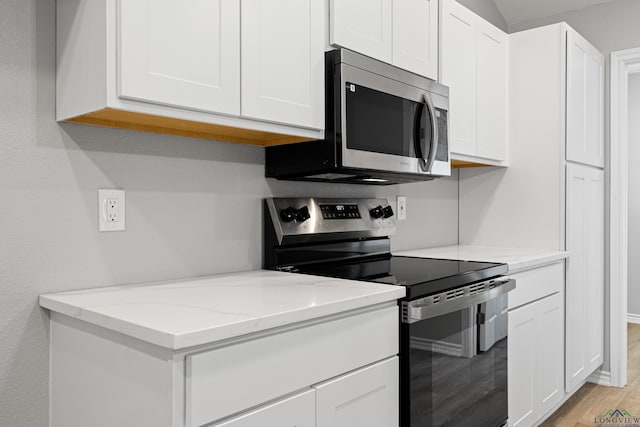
[296,206,311,223]
[369,205,384,219]
[280,207,297,223]
[383,206,394,218]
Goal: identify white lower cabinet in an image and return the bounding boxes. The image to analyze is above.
[508,263,565,427]
[49,304,399,427]
[316,358,399,427]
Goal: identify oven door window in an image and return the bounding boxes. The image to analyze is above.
[344,83,432,159]
[402,297,508,427]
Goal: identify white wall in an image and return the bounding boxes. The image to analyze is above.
[0,1,459,425]
[628,73,640,317]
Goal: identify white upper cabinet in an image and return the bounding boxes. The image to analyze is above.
[330,0,393,63]
[440,0,477,157]
[567,30,605,168]
[440,0,508,164]
[331,0,438,80]
[241,0,324,129]
[56,0,324,147]
[118,0,240,115]
[476,19,508,161]
[392,0,439,79]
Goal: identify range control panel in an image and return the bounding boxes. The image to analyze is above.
[266,198,397,245]
[320,204,361,220]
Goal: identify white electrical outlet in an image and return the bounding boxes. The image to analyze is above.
[397,196,407,220]
[99,189,125,232]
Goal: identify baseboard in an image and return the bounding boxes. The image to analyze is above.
[588,369,612,386]
[628,313,640,324]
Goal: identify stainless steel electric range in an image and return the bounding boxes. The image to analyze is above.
[263,197,515,427]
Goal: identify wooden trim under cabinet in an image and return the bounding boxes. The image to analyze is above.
[64,108,315,147]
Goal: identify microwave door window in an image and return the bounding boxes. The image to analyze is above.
[345,84,415,157]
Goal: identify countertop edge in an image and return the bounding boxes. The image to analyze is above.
[40,285,405,351]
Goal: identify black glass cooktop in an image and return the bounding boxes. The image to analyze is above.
[294,256,508,300]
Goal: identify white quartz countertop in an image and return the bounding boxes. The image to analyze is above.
[40,270,405,350]
[395,245,568,273]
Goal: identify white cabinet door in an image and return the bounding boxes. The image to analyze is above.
[316,357,399,427]
[509,292,564,427]
[330,0,393,63]
[118,0,240,115]
[508,303,537,427]
[440,0,477,157]
[213,390,315,427]
[241,0,324,129]
[476,19,508,161]
[535,293,564,418]
[566,163,604,392]
[392,0,438,79]
[566,30,605,168]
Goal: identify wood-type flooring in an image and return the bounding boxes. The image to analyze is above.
[540,323,640,426]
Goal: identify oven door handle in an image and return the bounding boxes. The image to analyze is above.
[402,278,515,323]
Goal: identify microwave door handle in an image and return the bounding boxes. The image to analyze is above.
[424,94,439,172]
[413,99,428,170]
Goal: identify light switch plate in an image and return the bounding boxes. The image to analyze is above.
[99,189,125,232]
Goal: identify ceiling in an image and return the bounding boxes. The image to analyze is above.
[492,0,616,26]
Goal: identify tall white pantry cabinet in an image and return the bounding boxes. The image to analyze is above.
[459,22,605,426]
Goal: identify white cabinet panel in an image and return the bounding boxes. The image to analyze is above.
[567,30,604,168]
[213,390,315,427]
[118,0,240,114]
[316,357,399,427]
[392,0,438,79]
[440,0,477,156]
[241,0,324,129]
[508,292,564,427]
[476,19,508,161]
[508,304,536,427]
[330,0,393,63]
[565,163,604,392]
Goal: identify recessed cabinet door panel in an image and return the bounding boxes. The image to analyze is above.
[566,163,604,392]
[316,357,399,427]
[508,304,537,427]
[535,293,564,417]
[392,0,438,79]
[567,30,604,167]
[241,0,324,129]
[118,0,240,115]
[213,390,315,427]
[476,19,507,161]
[440,0,477,157]
[330,0,393,63]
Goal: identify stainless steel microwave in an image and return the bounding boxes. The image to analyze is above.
[266,49,450,185]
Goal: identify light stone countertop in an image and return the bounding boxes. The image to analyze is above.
[395,245,568,273]
[40,270,405,350]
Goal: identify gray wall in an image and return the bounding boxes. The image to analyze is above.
[457,0,508,31]
[628,73,640,317]
[0,1,459,425]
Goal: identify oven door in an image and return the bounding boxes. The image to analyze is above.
[339,64,450,177]
[400,280,513,427]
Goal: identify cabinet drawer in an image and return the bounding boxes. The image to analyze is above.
[508,262,564,310]
[186,305,399,427]
[212,389,315,427]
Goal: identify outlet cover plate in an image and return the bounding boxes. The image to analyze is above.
[397,196,407,220]
[99,189,125,232]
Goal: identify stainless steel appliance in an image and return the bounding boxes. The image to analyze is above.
[263,197,514,427]
[265,50,450,185]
